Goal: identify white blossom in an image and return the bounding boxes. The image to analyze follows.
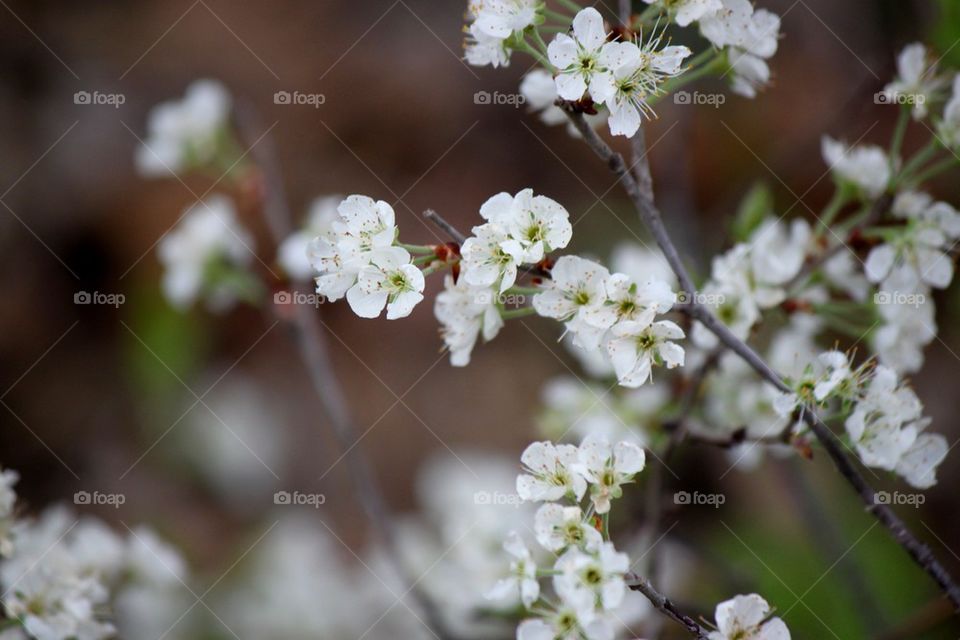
[136,79,231,177]
[534,503,602,552]
[938,73,960,147]
[434,275,504,366]
[346,246,425,319]
[158,195,254,310]
[601,37,692,136]
[310,195,398,302]
[700,0,781,97]
[533,256,611,348]
[469,0,539,40]
[896,433,949,489]
[553,543,629,613]
[821,136,891,199]
[461,223,525,293]
[517,441,588,502]
[465,22,510,68]
[643,0,723,27]
[479,189,573,264]
[485,531,539,608]
[606,320,686,388]
[884,43,944,120]
[574,437,646,513]
[707,593,791,640]
[517,607,613,640]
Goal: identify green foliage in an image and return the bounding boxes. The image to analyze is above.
[732,182,774,242]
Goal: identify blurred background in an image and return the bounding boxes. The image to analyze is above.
[1,0,960,638]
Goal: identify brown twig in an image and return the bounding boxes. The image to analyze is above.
[625,574,711,639]
[563,107,960,613]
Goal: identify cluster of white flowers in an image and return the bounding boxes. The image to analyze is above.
[698,0,781,97]
[866,192,960,371]
[844,365,947,488]
[158,195,256,310]
[707,593,790,639]
[692,217,811,348]
[464,0,540,68]
[534,254,684,387]
[547,8,691,136]
[136,79,232,177]
[309,195,425,320]
[0,477,189,640]
[486,436,644,639]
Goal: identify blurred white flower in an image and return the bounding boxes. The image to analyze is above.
[707,593,790,639]
[136,79,232,177]
[278,195,341,280]
[158,195,255,310]
[821,137,891,199]
[485,531,539,608]
[884,43,944,120]
[434,275,504,366]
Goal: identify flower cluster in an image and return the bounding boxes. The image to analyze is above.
[691,217,811,348]
[844,365,947,488]
[699,0,782,98]
[135,79,233,177]
[487,436,644,639]
[158,195,257,310]
[464,0,540,68]
[309,195,424,320]
[0,471,189,640]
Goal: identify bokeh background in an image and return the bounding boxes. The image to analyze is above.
[2,0,960,638]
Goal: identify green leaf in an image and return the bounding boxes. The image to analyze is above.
[732,182,774,242]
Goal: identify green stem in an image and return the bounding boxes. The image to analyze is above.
[903,155,960,187]
[894,139,939,187]
[500,306,538,319]
[399,243,434,254]
[413,255,437,266]
[814,186,851,238]
[506,286,543,295]
[517,38,553,70]
[888,105,910,176]
[421,263,448,277]
[601,512,611,540]
[650,54,724,103]
[543,8,573,24]
[531,27,551,57]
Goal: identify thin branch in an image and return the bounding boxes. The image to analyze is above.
[625,574,711,639]
[235,103,452,638]
[424,209,467,244]
[563,107,960,613]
